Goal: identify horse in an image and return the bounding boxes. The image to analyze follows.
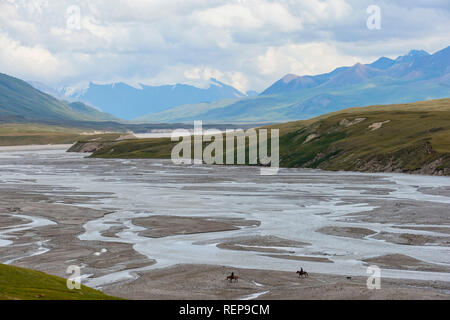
[296,270,309,278]
[226,275,239,283]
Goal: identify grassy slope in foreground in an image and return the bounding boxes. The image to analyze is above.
[86,98,450,176]
[0,264,120,300]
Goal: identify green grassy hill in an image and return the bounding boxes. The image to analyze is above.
[272,99,450,175]
[0,264,120,300]
[0,73,117,123]
[83,98,450,176]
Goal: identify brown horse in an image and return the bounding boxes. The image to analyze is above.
[226,275,239,283]
[296,270,309,278]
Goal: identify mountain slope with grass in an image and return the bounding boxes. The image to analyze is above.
[272,98,450,175]
[0,264,120,300]
[138,79,450,123]
[0,73,117,123]
[83,98,450,176]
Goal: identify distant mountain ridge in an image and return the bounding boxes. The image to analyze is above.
[139,45,450,123]
[0,73,117,123]
[60,78,247,120]
[261,47,449,95]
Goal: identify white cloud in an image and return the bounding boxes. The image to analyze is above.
[0,0,448,92]
[275,0,354,29]
[257,42,361,77]
[0,31,69,82]
[194,2,301,32]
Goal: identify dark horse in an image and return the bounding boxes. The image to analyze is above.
[226,272,238,283]
[296,269,309,278]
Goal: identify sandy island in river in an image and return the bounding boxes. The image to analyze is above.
[100,264,450,300]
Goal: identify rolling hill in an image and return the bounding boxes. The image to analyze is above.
[0,73,117,123]
[77,98,450,176]
[138,46,450,123]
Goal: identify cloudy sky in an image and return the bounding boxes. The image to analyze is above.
[0,0,449,92]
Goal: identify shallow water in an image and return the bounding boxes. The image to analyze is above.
[0,146,449,286]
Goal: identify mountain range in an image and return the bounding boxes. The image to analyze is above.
[3,45,450,124]
[262,49,449,95]
[139,46,450,123]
